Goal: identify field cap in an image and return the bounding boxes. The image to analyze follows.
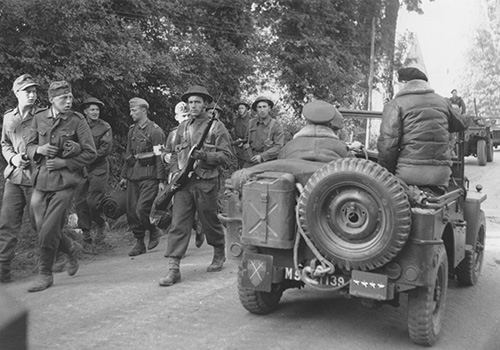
[129,97,149,109]
[12,74,39,92]
[48,81,72,100]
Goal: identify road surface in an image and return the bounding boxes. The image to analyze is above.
[3,154,500,350]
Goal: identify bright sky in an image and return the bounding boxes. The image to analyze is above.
[397,0,486,96]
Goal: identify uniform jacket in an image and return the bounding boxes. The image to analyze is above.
[121,119,166,181]
[87,118,112,174]
[279,124,349,162]
[377,80,467,185]
[1,105,41,185]
[232,112,251,141]
[26,107,97,191]
[170,112,232,180]
[247,115,284,161]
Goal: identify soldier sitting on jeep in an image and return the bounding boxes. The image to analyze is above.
[378,63,467,193]
[279,100,349,162]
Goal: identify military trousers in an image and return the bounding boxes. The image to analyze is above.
[30,187,76,254]
[75,177,106,237]
[165,177,225,258]
[126,179,158,239]
[0,181,33,262]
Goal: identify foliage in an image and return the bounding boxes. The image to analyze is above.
[460,28,500,118]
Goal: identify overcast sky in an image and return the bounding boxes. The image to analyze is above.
[397,0,485,96]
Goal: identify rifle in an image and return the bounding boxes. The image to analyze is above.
[154,94,222,211]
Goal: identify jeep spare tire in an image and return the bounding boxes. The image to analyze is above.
[298,158,411,271]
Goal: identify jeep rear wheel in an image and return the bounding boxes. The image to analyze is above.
[477,139,487,166]
[298,158,411,271]
[237,265,283,315]
[408,246,448,346]
[456,226,485,286]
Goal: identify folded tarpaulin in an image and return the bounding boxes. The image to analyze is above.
[101,190,127,219]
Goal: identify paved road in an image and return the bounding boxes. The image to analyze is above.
[3,154,500,350]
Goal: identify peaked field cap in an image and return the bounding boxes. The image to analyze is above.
[12,74,39,92]
[207,102,223,112]
[252,96,274,111]
[235,101,250,109]
[48,81,72,99]
[181,85,213,103]
[82,97,104,108]
[398,62,428,82]
[129,97,149,109]
[302,100,342,125]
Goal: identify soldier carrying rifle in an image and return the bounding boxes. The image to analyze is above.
[159,85,233,287]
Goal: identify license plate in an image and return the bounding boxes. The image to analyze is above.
[349,270,389,300]
[284,267,349,288]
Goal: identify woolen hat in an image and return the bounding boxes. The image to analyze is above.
[48,81,72,100]
[181,85,213,103]
[302,100,343,127]
[12,74,39,92]
[252,96,274,111]
[129,97,149,109]
[398,62,428,82]
[82,97,104,108]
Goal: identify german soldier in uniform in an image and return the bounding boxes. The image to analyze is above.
[74,97,112,250]
[243,96,284,167]
[119,98,166,257]
[26,81,97,292]
[0,74,40,283]
[159,85,233,287]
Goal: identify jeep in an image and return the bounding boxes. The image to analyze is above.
[219,111,486,346]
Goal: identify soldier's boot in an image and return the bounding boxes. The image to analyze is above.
[159,257,181,287]
[52,251,67,273]
[195,231,205,248]
[81,230,95,254]
[147,227,160,250]
[128,239,146,257]
[28,248,54,293]
[206,245,226,272]
[0,261,12,283]
[93,224,106,246]
[66,243,80,276]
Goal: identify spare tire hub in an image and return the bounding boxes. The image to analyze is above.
[326,188,380,242]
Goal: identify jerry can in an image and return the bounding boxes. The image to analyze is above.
[241,172,296,249]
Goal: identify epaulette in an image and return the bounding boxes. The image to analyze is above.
[3,107,15,117]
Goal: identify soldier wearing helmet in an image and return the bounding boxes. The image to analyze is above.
[377,63,467,191]
[74,97,112,251]
[243,96,284,167]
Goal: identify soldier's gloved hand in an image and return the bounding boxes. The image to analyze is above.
[46,158,66,171]
[251,154,263,163]
[11,154,30,169]
[37,144,59,158]
[192,149,207,161]
[119,178,127,190]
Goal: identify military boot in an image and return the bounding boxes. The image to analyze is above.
[66,243,80,276]
[207,245,226,272]
[52,251,67,273]
[0,261,12,283]
[159,257,181,287]
[128,239,146,257]
[28,248,54,293]
[147,226,160,250]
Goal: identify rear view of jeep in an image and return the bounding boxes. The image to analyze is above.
[220,112,486,347]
